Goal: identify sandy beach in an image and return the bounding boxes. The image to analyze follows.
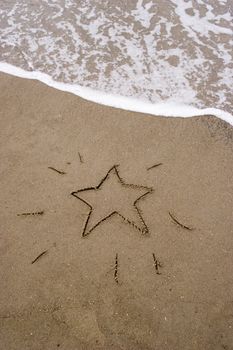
[0,72,233,349]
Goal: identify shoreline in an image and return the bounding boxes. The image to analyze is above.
[0,61,232,127]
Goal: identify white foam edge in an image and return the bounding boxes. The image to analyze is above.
[0,61,232,126]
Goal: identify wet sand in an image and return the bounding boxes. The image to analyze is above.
[0,72,233,350]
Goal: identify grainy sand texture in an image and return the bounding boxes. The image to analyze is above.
[0,72,233,350]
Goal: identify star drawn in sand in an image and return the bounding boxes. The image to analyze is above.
[71,165,153,237]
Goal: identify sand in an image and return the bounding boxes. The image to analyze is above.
[0,72,233,350]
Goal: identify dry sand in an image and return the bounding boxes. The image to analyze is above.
[0,72,233,350]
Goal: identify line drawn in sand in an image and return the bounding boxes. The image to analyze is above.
[152,253,163,275]
[78,152,84,164]
[169,211,193,231]
[17,211,44,216]
[48,166,66,175]
[147,162,163,171]
[114,253,119,284]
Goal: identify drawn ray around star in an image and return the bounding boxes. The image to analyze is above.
[71,165,153,237]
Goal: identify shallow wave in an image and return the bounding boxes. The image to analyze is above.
[1,62,232,126]
[0,0,232,120]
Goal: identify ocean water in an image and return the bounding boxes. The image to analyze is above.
[0,0,232,122]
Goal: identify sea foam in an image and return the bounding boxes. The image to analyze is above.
[0,0,232,124]
[0,62,232,126]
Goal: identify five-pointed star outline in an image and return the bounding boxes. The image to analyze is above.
[71,165,153,237]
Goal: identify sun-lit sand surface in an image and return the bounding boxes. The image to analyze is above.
[0,73,232,349]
